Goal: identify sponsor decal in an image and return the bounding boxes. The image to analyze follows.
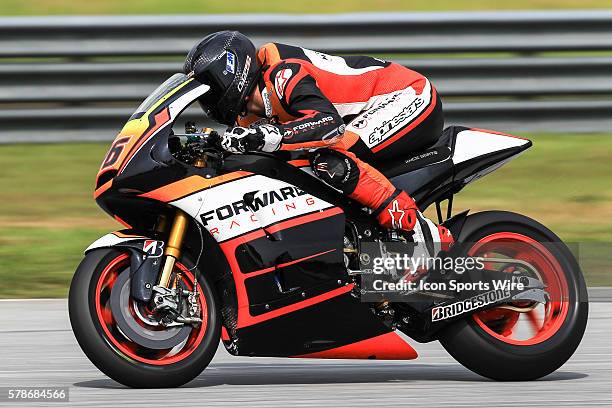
[361,92,402,121]
[288,116,335,135]
[172,175,334,242]
[174,176,335,242]
[261,87,273,117]
[387,200,406,230]
[311,50,331,61]
[200,185,309,227]
[431,288,511,322]
[142,240,164,258]
[352,118,368,129]
[283,128,294,139]
[314,162,337,179]
[368,97,425,147]
[341,157,352,183]
[274,68,293,99]
[236,55,252,92]
[225,51,236,75]
[405,150,438,164]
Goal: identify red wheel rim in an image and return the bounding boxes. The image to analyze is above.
[469,232,570,346]
[94,253,208,365]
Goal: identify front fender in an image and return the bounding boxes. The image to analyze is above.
[85,230,164,302]
[85,230,148,253]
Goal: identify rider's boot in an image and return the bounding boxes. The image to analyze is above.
[375,190,454,260]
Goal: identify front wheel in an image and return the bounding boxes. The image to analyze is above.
[69,248,221,388]
[438,211,588,381]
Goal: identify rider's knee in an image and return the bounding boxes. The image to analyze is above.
[310,149,359,194]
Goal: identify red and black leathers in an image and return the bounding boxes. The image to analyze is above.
[237,43,449,247]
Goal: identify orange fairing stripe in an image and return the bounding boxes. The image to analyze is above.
[113,215,132,229]
[294,332,418,360]
[242,285,353,328]
[140,172,251,203]
[246,249,337,278]
[94,179,113,199]
[112,231,144,238]
[118,108,171,174]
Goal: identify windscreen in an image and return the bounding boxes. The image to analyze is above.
[134,73,190,114]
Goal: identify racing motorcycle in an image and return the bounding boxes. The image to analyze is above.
[69,73,588,388]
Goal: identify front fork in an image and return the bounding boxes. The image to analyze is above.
[151,210,203,326]
[157,210,189,288]
[156,150,208,288]
[154,150,208,313]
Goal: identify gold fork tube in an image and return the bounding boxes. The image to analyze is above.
[158,210,189,288]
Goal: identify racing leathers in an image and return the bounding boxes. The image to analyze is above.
[225,43,453,256]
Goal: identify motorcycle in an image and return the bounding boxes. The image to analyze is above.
[69,73,588,388]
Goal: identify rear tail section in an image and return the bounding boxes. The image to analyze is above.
[384,126,531,208]
[452,127,532,184]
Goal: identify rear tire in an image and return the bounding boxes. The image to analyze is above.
[438,211,588,381]
[69,248,220,388]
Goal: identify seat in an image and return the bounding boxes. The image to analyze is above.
[381,126,464,205]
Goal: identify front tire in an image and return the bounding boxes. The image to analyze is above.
[439,211,588,381]
[69,248,221,388]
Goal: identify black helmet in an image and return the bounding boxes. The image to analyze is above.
[184,31,260,126]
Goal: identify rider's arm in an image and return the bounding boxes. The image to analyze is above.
[271,63,345,149]
[221,63,345,154]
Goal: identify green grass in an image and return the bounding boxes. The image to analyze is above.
[0,226,110,298]
[0,143,110,222]
[447,133,612,286]
[451,134,612,243]
[0,134,611,297]
[1,0,611,15]
[0,142,118,298]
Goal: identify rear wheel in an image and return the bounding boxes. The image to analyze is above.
[438,211,588,381]
[69,248,220,388]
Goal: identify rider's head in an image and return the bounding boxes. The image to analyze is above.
[184,31,260,126]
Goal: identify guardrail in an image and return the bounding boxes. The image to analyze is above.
[1,11,611,143]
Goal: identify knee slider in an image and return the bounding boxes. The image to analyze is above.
[310,149,358,193]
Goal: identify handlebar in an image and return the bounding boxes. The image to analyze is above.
[172,130,221,150]
[169,123,223,168]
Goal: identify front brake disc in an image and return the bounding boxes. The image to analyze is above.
[110,269,191,350]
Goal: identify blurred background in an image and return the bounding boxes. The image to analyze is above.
[1,1,611,297]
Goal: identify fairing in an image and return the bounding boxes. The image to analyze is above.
[94,74,211,223]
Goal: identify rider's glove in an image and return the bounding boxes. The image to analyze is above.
[221,125,282,154]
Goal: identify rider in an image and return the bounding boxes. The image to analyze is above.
[184,31,453,259]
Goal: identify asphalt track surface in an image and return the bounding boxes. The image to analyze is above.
[1,299,610,407]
